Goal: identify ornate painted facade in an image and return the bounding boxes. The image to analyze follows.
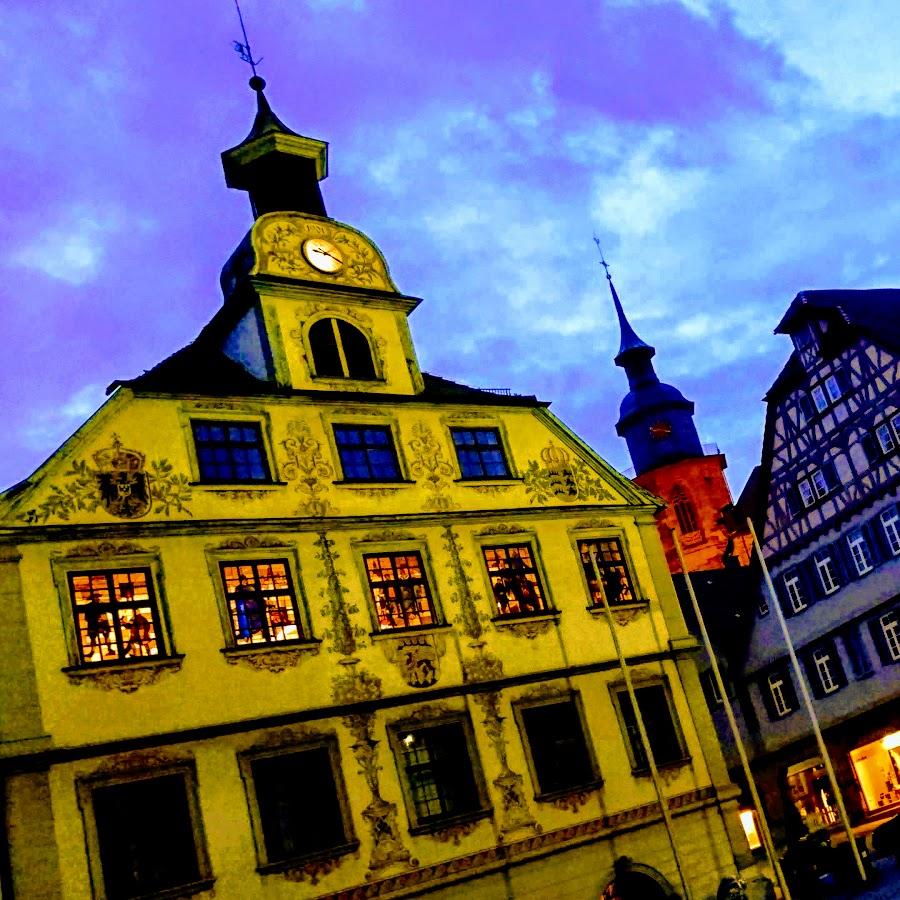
[742,290,900,836]
[0,80,750,900]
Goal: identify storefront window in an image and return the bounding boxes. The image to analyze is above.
[786,759,839,830]
[850,733,900,814]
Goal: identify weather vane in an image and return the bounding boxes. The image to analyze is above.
[593,234,613,282]
[232,0,263,76]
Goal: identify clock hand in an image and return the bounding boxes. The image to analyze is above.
[316,247,341,262]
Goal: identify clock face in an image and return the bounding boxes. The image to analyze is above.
[649,420,673,441]
[302,238,344,273]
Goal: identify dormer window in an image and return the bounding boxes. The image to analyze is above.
[309,318,376,380]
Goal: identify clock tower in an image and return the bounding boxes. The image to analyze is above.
[604,265,750,573]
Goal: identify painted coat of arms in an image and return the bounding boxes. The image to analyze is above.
[386,635,443,688]
[93,437,151,519]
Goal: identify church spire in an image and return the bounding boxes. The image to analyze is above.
[221,77,329,219]
[595,243,702,476]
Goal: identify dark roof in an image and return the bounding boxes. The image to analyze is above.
[109,343,543,408]
[775,288,900,350]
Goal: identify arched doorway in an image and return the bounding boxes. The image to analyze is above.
[601,857,677,900]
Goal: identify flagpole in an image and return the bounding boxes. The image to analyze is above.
[589,551,692,900]
[747,518,866,883]
[669,529,791,900]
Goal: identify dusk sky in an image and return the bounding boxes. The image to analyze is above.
[4,1,899,494]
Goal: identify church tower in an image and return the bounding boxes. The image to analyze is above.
[604,262,751,573]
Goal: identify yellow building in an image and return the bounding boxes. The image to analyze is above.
[0,79,750,900]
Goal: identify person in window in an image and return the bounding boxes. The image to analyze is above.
[232,576,263,640]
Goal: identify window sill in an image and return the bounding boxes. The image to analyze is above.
[586,601,649,615]
[535,779,603,804]
[257,840,360,878]
[409,808,491,838]
[125,877,215,900]
[492,610,559,624]
[455,477,522,485]
[333,479,414,487]
[63,655,184,693]
[492,610,559,639]
[221,640,321,673]
[631,756,691,777]
[369,624,453,642]
[192,481,285,488]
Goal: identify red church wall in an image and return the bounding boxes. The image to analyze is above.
[634,454,752,574]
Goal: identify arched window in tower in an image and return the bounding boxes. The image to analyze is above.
[309,318,377,380]
[672,485,699,534]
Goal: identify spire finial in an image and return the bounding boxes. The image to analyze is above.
[592,234,654,364]
[232,0,263,79]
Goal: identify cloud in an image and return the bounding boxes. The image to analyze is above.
[23,383,106,452]
[8,206,122,286]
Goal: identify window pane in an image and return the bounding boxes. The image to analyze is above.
[337,320,376,380]
[93,774,200,899]
[192,420,270,483]
[251,748,347,863]
[334,425,400,481]
[483,544,547,616]
[451,428,510,478]
[521,702,594,794]
[579,538,637,606]
[618,686,684,768]
[309,319,344,377]
[364,552,436,630]
[221,560,302,645]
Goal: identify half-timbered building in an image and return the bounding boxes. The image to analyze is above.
[742,290,900,834]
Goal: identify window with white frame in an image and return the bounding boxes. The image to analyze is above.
[811,645,843,695]
[798,468,832,507]
[847,529,874,576]
[814,549,840,594]
[766,669,797,718]
[798,478,816,508]
[824,374,844,403]
[876,422,897,455]
[784,571,807,613]
[880,611,900,662]
[811,385,829,413]
[881,507,900,557]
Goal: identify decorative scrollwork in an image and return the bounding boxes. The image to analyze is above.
[494,617,556,639]
[522,442,614,505]
[315,533,364,656]
[441,526,489,640]
[223,644,320,673]
[57,541,151,559]
[280,419,336,517]
[64,658,183,694]
[407,422,457,511]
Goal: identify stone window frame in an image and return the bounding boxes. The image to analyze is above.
[204,543,319,660]
[237,735,359,874]
[568,525,648,612]
[471,529,558,623]
[439,412,521,485]
[512,690,602,801]
[320,409,413,486]
[301,312,385,387]
[349,537,448,636]
[387,711,491,835]
[51,550,182,678]
[609,678,690,775]
[178,406,283,488]
[76,760,214,900]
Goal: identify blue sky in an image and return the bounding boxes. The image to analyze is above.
[3,0,899,494]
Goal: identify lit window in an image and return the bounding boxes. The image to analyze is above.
[450,428,510,478]
[578,538,637,606]
[847,529,874,576]
[89,772,209,899]
[519,699,597,795]
[219,560,304,645]
[247,744,354,868]
[309,318,376,380]
[814,550,840,594]
[881,507,900,557]
[68,569,163,665]
[483,544,547,617]
[876,423,896,455]
[363,552,437,630]
[394,722,484,828]
[784,571,807,613]
[810,645,844,695]
[766,668,797,718]
[192,420,270,483]
[740,810,763,851]
[333,425,401,481]
[615,684,686,771]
